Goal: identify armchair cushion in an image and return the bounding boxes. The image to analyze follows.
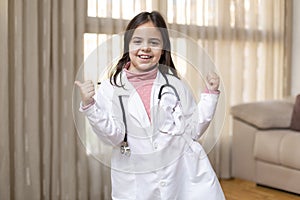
[231,100,294,129]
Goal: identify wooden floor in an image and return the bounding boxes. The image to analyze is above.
[220,178,300,200]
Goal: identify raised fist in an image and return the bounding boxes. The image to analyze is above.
[206,72,220,91]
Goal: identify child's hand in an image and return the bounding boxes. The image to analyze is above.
[74,80,95,106]
[206,72,220,91]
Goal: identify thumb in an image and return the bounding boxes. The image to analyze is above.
[74,80,82,87]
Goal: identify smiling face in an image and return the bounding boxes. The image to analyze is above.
[128,21,163,73]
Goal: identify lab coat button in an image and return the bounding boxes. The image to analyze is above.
[153,142,158,149]
[160,181,166,187]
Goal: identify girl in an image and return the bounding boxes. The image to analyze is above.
[75,11,225,200]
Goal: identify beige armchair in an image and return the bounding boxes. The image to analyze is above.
[230,97,300,194]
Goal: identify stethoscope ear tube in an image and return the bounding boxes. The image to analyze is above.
[158,84,180,101]
[158,69,180,101]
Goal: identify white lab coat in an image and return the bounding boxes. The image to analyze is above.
[80,69,225,200]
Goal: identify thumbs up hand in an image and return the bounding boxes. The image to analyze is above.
[206,72,220,92]
[74,80,95,106]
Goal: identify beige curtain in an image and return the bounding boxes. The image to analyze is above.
[0,0,292,199]
[0,0,112,199]
[206,0,292,178]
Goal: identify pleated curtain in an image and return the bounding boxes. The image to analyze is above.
[0,0,292,199]
[0,0,111,199]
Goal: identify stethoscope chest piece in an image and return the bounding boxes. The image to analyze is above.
[120,141,131,156]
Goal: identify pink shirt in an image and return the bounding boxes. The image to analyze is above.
[124,63,158,121]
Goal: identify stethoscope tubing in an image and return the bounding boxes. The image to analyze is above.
[118,70,181,156]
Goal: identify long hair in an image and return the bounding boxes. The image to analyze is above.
[110,11,177,86]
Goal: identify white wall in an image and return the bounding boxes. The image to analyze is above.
[291,0,300,96]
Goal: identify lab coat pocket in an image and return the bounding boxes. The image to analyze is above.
[184,142,211,183]
[111,169,137,199]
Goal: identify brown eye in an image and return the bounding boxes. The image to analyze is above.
[150,41,159,45]
[132,38,142,44]
[149,39,161,47]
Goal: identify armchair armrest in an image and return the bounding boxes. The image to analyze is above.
[231,100,294,129]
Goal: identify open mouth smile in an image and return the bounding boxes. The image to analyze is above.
[138,55,153,59]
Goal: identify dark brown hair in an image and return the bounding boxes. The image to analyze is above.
[110,11,177,86]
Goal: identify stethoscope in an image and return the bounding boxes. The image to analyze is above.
[118,96,131,156]
[119,70,181,156]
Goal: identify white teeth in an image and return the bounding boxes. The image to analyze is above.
[139,55,151,59]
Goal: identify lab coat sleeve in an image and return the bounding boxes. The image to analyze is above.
[183,88,219,140]
[79,82,125,146]
[195,93,219,139]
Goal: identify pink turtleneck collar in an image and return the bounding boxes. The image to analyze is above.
[124,62,158,86]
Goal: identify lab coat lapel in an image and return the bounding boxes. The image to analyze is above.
[151,71,164,108]
[150,71,168,136]
[120,72,151,128]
